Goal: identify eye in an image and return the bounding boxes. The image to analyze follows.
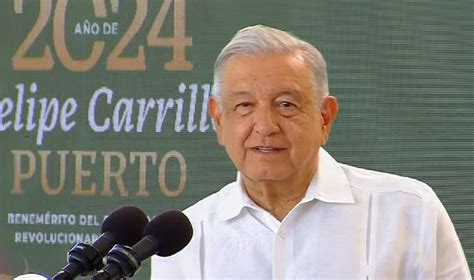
[234,102,253,115]
[236,102,252,108]
[279,101,294,108]
[277,101,299,116]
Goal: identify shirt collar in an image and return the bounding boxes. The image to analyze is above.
[216,174,255,221]
[217,148,355,222]
[302,148,355,204]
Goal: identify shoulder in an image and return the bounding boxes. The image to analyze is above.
[339,163,438,202]
[337,165,470,278]
[151,181,238,279]
[183,180,237,223]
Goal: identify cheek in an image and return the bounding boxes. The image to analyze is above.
[287,120,323,148]
[222,119,251,146]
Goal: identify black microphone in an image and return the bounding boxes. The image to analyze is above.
[52,205,148,280]
[92,210,193,280]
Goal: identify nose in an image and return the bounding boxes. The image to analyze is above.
[253,107,280,136]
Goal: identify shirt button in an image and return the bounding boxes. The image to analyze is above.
[278,229,286,240]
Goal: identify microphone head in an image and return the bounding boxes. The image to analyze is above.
[145,210,193,257]
[102,205,149,246]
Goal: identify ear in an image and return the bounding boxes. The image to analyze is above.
[320,96,338,145]
[209,97,224,145]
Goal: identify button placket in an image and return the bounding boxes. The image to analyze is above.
[278,228,286,240]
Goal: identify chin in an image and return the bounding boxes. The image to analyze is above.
[245,169,291,182]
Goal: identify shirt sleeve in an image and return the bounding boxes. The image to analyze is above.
[418,190,472,279]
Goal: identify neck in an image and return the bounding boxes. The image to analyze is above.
[242,165,317,221]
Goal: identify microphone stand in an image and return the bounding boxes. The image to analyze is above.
[52,243,103,280]
[91,244,141,280]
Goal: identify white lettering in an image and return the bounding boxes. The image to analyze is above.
[112,98,134,132]
[88,87,112,132]
[0,98,13,131]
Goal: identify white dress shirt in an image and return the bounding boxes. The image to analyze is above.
[151,148,471,279]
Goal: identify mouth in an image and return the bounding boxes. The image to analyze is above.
[252,146,285,153]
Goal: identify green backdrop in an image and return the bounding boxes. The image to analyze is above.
[1,0,472,278]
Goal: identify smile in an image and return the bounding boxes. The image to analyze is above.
[253,147,284,153]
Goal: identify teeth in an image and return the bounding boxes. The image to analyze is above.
[257,147,274,153]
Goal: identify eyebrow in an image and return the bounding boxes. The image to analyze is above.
[226,89,303,100]
[224,91,254,103]
[273,90,304,103]
[276,90,301,97]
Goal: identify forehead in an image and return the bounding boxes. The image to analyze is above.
[220,52,313,100]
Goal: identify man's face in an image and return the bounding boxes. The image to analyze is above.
[210,52,338,183]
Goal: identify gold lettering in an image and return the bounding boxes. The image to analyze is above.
[11,150,36,194]
[72,151,96,196]
[106,0,147,70]
[159,150,186,197]
[92,0,107,17]
[53,0,105,71]
[147,0,192,70]
[12,0,54,70]
[39,150,68,195]
[101,151,128,196]
[130,152,157,197]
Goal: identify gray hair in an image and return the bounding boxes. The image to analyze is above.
[212,25,329,108]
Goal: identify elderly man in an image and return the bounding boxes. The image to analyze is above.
[151,25,470,279]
